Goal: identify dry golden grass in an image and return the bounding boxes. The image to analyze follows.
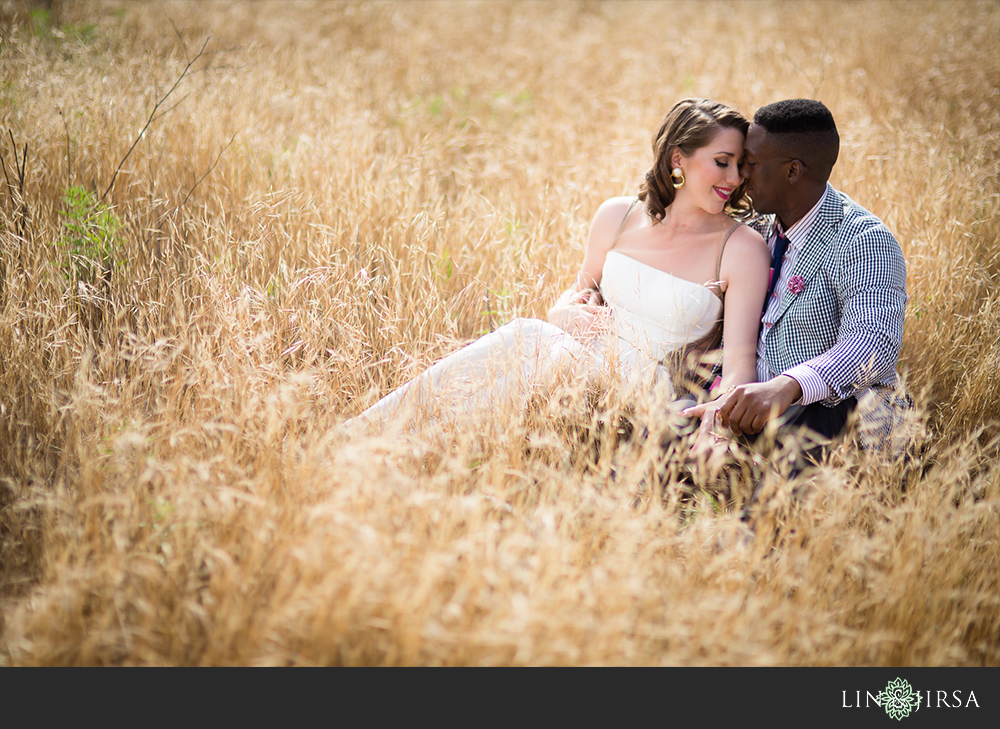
[0,0,997,665]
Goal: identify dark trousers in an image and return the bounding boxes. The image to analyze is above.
[741,396,857,516]
[779,397,857,442]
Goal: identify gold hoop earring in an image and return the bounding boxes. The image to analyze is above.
[670,167,685,189]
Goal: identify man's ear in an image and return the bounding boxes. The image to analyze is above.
[786,159,804,183]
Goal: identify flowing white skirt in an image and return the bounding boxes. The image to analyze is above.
[345,317,673,433]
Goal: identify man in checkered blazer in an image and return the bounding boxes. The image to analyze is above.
[685,99,910,460]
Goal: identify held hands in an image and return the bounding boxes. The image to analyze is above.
[547,287,609,340]
[682,375,803,438]
[688,402,733,474]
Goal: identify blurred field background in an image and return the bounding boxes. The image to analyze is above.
[0,0,997,665]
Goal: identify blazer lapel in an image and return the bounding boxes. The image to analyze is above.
[773,185,843,322]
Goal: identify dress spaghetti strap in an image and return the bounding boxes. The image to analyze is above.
[713,221,742,295]
[609,198,641,250]
[592,198,641,304]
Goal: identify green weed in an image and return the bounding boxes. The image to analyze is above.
[56,185,122,286]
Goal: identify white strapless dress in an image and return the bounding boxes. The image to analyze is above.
[348,251,722,430]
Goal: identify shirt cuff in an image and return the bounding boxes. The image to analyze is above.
[781,365,831,406]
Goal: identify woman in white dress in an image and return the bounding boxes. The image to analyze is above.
[346,98,770,436]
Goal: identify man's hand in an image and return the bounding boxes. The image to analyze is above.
[683,375,803,437]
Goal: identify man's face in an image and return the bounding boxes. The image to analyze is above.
[741,124,787,216]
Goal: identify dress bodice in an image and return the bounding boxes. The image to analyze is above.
[600,250,723,364]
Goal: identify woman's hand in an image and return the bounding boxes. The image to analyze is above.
[558,287,603,307]
[547,288,609,341]
[689,402,732,476]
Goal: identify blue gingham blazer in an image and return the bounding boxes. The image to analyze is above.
[752,184,910,445]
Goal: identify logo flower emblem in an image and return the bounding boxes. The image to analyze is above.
[877,677,919,720]
[787,275,806,295]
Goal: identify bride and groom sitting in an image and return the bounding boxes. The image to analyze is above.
[347,97,909,485]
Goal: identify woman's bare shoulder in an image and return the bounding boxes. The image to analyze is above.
[588,196,641,250]
[719,222,770,288]
[724,222,769,261]
[594,195,638,217]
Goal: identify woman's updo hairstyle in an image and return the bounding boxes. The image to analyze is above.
[638,98,751,221]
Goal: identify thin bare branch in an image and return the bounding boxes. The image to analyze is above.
[1,132,20,200]
[1,132,28,237]
[168,16,189,63]
[0,148,11,198]
[168,133,236,217]
[149,92,192,125]
[99,36,210,205]
[60,107,72,186]
[7,129,18,174]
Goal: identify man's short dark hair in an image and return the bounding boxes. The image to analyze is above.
[754,99,840,181]
[754,99,837,135]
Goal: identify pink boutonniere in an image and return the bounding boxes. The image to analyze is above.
[787,275,806,295]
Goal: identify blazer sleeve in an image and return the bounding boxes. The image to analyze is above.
[802,221,907,403]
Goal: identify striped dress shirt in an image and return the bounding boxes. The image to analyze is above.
[757,187,831,404]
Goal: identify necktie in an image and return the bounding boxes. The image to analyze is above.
[763,230,790,312]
